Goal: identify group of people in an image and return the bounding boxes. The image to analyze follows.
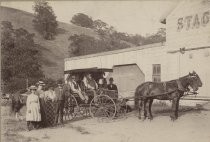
[68,73,118,103]
[26,81,65,131]
[25,73,118,131]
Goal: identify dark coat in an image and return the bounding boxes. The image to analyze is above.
[107,84,118,92]
[54,87,65,101]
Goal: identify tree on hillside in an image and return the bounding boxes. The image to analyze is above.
[68,34,130,57]
[1,21,44,93]
[68,14,166,57]
[33,0,58,40]
[93,19,109,31]
[143,28,166,45]
[71,13,94,28]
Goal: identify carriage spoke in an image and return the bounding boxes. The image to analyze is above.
[90,95,116,119]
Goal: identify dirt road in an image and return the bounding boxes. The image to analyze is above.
[18,104,210,142]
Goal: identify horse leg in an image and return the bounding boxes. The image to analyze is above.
[138,99,146,120]
[138,100,142,119]
[170,97,179,121]
[148,99,153,120]
[175,98,180,119]
[143,99,148,120]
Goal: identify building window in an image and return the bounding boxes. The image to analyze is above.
[152,64,161,82]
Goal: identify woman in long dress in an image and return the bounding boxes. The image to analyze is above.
[26,85,41,131]
[44,85,56,127]
[36,81,47,128]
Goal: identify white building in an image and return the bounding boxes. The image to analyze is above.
[165,0,210,99]
[64,0,210,103]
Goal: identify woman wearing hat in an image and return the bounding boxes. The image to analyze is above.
[44,83,56,127]
[36,81,47,128]
[26,85,41,131]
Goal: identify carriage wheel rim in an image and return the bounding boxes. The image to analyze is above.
[64,94,79,120]
[89,95,117,119]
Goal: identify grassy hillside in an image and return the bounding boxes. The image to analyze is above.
[0,6,98,79]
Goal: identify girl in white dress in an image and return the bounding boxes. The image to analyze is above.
[26,85,41,131]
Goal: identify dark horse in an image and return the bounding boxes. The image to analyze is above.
[134,71,202,121]
[11,89,28,119]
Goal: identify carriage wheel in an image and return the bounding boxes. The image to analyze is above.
[89,95,116,120]
[64,95,79,121]
[79,105,90,117]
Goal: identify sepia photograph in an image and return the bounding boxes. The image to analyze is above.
[1,0,210,142]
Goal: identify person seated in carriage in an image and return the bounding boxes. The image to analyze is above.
[68,75,89,103]
[98,73,107,89]
[107,77,118,93]
[82,73,98,102]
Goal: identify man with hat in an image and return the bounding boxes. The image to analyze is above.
[54,81,65,125]
[107,77,118,92]
[69,75,88,103]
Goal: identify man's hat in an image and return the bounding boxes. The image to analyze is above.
[109,77,114,81]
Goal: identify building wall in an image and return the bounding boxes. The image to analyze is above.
[166,0,210,97]
[166,0,210,50]
[107,64,145,98]
[65,44,170,83]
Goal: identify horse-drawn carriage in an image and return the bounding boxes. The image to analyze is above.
[63,68,129,121]
[63,68,203,121]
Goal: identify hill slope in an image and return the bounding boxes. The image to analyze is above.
[0,6,98,79]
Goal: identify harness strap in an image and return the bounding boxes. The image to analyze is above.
[162,82,167,92]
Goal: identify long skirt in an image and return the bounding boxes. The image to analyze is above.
[39,98,47,127]
[45,100,55,126]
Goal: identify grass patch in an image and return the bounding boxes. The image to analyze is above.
[1,106,39,142]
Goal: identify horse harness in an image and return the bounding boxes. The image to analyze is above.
[148,79,188,99]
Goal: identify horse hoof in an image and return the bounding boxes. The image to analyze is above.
[142,117,147,121]
[148,117,153,121]
[170,116,177,121]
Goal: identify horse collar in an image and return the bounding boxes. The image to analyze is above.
[176,80,185,91]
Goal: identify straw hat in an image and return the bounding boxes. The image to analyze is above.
[29,85,37,90]
[37,81,45,86]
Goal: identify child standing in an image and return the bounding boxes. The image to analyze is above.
[26,85,41,131]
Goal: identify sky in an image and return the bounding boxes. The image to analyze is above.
[1,0,178,36]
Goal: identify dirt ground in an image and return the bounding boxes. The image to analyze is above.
[2,102,210,142]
